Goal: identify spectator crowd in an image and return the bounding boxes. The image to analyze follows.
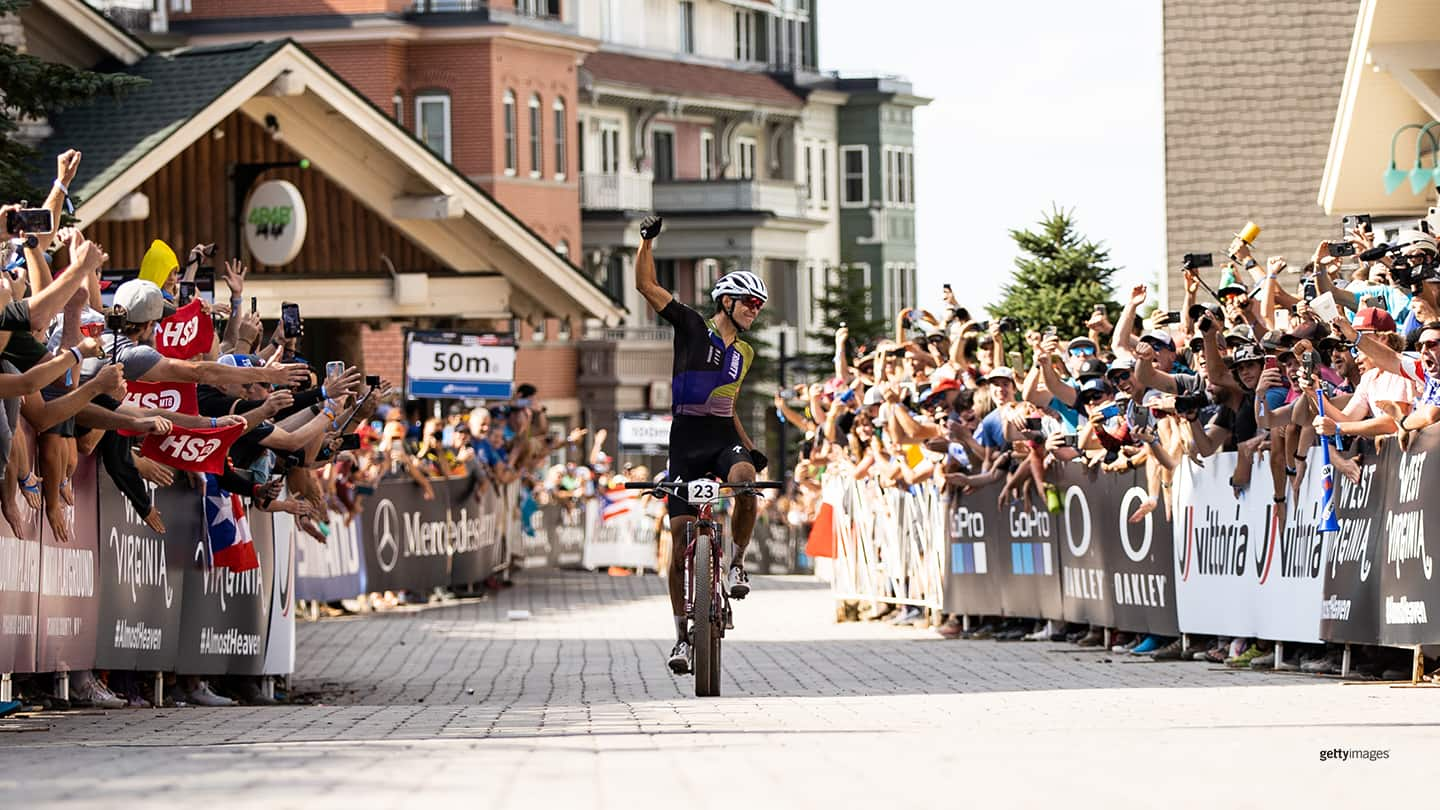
[775,215,1440,679]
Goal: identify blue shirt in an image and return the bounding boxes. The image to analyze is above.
[1047,396,1082,434]
[1347,284,1411,320]
[977,409,1007,450]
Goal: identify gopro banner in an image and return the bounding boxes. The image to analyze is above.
[94,478,195,671]
[943,485,1005,617]
[1172,450,1327,643]
[405,330,516,400]
[1053,465,1178,636]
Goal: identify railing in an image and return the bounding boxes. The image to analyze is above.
[825,475,946,614]
[580,172,654,211]
[581,325,673,343]
[652,179,808,219]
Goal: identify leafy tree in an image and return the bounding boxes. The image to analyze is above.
[988,206,1120,348]
[0,0,147,203]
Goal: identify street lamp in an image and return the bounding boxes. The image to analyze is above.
[1383,122,1438,195]
[1412,121,1440,194]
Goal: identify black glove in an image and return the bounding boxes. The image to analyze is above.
[640,215,663,241]
[748,449,768,474]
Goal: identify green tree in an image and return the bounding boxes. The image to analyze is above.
[989,206,1120,347]
[805,264,888,373]
[0,0,147,203]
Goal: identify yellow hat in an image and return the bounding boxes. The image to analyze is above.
[138,239,179,287]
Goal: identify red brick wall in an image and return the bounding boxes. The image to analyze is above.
[306,41,407,114]
[408,41,495,176]
[360,322,405,385]
[178,0,408,18]
[514,344,578,400]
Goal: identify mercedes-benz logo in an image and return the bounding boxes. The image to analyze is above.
[374,499,400,573]
[1119,486,1153,563]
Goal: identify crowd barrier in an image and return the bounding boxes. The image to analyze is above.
[0,455,295,679]
[516,494,812,575]
[827,431,1440,649]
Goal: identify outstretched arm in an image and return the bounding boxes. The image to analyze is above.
[634,216,672,313]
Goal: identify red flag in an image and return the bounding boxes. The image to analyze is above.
[119,379,198,437]
[805,501,836,559]
[139,421,246,475]
[153,300,214,360]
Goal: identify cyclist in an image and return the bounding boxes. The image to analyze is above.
[633,216,769,674]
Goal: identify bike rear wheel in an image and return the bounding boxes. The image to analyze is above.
[692,527,720,697]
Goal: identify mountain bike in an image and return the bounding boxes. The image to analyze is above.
[626,478,783,697]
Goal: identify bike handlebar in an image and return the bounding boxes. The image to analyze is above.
[623,480,784,493]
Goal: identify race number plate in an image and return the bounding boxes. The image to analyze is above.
[686,480,721,504]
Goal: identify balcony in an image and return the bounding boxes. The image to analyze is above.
[580,172,654,212]
[86,0,162,32]
[652,179,808,219]
[409,0,561,20]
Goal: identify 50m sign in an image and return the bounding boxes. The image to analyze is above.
[405,331,516,400]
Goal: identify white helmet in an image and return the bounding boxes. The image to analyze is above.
[710,270,768,303]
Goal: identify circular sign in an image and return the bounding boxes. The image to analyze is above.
[1063,486,1091,558]
[243,179,307,266]
[1118,486,1154,563]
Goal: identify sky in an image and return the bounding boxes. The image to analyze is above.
[818,0,1165,315]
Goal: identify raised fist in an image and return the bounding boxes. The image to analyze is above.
[640,216,663,241]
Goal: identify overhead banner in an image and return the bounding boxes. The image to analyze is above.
[35,455,100,673]
[1054,465,1178,636]
[404,330,517,400]
[618,413,672,450]
[94,478,195,671]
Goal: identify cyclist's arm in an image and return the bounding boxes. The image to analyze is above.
[635,233,671,313]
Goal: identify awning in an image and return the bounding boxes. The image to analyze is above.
[1320,0,1440,216]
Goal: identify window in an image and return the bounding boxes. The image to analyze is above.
[556,239,569,258]
[415,93,451,163]
[819,143,829,207]
[503,90,517,175]
[553,99,567,179]
[904,151,915,206]
[694,259,719,304]
[883,146,915,206]
[736,136,757,180]
[599,119,621,173]
[679,0,695,54]
[528,94,543,178]
[652,129,675,181]
[734,10,754,61]
[803,142,814,204]
[700,130,715,180]
[600,0,618,40]
[854,263,873,320]
[392,90,403,125]
[840,145,868,206]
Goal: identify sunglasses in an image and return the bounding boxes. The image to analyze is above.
[1107,370,1131,382]
[1068,346,1096,357]
[738,295,764,310]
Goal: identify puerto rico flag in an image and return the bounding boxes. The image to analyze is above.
[599,485,638,523]
[204,473,259,571]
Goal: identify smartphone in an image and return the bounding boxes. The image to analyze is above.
[178,281,196,306]
[325,360,345,380]
[1182,252,1214,269]
[1044,325,1058,338]
[280,301,301,338]
[1061,433,1079,448]
[365,374,380,387]
[1160,310,1182,325]
[1024,416,1043,432]
[1093,304,1106,315]
[1264,356,1279,372]
[4,208,51,236]
[1100,404,1120,420]
[1301,278,1318,301]
[1329,241,1357,257]
[337,434,362,452]
[1342,214,1372,235]
[250,296,257,315]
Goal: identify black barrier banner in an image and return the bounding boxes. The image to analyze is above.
[175,506,272,676]
[0,483,41,673]
[1318,453,1387,644]
[1054,464,1178,636]
[745,513,808,575]
[94,478,194,671]
[1372,433,1440,645]
[360,479,452,593]
[35,455,99,673]
[448,479,505,587]
[943,488,1005,616]
[520,500,585,569]
[993,497,1064,620]
[294,509,366,603]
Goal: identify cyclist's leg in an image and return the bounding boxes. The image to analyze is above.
[667,515,694,637]
[717,446,758,565]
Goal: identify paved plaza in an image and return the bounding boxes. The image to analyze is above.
[2,571,1436,808]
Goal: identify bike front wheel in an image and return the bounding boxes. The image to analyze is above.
[692,527,721,697]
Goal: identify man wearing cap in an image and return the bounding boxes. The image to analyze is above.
[1331,316,1440,445]
[974,366,1019,453]
[1024,333,1090,434]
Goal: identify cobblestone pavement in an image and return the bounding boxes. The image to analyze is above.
[3,571,1437,809]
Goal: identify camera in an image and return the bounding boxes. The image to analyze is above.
[1329,242,1357,257]
[1182,252,1213,269]
[1342,214,1372,235]
[1301,277,1318,301]
[1174,393,1208,413]
[1157,310,1182,326]
[996,316,1020,333]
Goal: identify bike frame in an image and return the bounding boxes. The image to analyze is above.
[683,501,728,640]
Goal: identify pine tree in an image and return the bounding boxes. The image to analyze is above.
[805,264,888,372]
[989,206,1120,344]
[0,0,147,203]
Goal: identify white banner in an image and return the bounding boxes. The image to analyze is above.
[263,510,297,675]
[581,500,658,570]
[406,333,516,400]
[1172,449,1328,642]
[618,415,672,448]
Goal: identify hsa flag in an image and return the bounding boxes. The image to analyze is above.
[140,420,246,475]
[118,379,199,437]
[204,473,259,572]
[154,299,215,360]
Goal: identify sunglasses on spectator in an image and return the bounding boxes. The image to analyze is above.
[1068,346,1096,357]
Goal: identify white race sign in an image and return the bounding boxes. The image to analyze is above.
[244,180,308,266]
[618,414,672,448]
[406,332,517,400]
